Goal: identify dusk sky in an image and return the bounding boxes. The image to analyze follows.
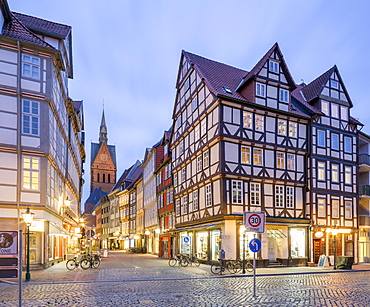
[10,0,370,203]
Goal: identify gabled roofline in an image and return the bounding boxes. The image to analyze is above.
[0,0,11,22]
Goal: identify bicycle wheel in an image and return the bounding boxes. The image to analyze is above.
[180,258,189,267]
[232,261,242,274]
[226,262,236,274]
[193,259,200,267]
[66,259,77,271]
[80,259,91,270]
[92,259,101,269]
[246,262,254,272]
[211,263,222,274]
[168,258,177,267]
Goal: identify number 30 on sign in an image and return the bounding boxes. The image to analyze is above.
[244,211,266,233]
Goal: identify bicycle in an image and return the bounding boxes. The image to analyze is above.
[80,252,101,269]
[211,259,239,274]
[181,254,200,267]
[168,254,188,267]
[66,255,83,271]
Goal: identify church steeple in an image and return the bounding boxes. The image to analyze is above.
[99,109,108,143]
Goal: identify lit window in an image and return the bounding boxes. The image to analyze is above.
[253,148,263,166]
[277,152,285,169]
[331,80,339,89]
[345,166,352,184]
[332,164,339,183]
[243,111,252,129]
[289,122,297,138]
[278,119,287,136]
[23,156,39,190]
[286,187,294,208]
[331,103,339,118]
[255,115,264,132]
[256,83,266,97]
[203,151,209,168]
[317,130,325,147]
[22,100,39,135]
[331,133,339,150]
[318,162,325,181]
[344,136,351,153]
[269,60,279,73]
[332,200,339,219]
[287,154,295,170]
[241,146,251,164]
[275,186,284,207]
[318,199,326,218]
[232,180,242,204]
[279,89,289,103]
[321,100,329,116]
[22,54,40,79]
[345,201,352,219]
[340,106,348,121]
[206,184,212,207]
[250,183,260,206]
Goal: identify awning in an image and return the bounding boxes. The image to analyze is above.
[170,222,222,232]
[267,229,287,238]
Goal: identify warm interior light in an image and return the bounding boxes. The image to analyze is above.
[145,230,150,235]
[65,197,71,207]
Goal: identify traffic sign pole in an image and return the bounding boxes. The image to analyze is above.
[253,233,257,299]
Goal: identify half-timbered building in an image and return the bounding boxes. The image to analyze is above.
[169,43,362,265]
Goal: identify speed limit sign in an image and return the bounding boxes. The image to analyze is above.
[244,211,265,233]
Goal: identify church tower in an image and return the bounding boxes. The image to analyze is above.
[90,110,117,193]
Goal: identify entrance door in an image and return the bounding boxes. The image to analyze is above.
[30,233,42,265]
[268,237,276,261]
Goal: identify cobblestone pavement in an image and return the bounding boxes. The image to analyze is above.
[1,251,369,306]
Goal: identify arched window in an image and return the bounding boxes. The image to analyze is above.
[108,174,111,183]
[103,173,106,182]
[97,173,100,182]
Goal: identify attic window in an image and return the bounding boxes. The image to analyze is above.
[331,80,339,89]
[222,87,232,94]
[269,60,279,73]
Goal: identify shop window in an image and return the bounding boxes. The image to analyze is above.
[290,228,306,258]
[196,232,208,260]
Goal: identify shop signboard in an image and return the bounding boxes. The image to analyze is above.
[0,231,18,279]
[181,236,191,254]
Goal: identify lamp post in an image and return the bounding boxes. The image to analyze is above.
[240,225,246,274]
[22,207,34,281]
[332,224,338,270]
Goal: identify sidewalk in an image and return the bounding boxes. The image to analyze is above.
[1,251,370,284]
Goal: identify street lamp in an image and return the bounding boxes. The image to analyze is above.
[240,225,246,274]
[332,224,339,270]
[22,207,34,281]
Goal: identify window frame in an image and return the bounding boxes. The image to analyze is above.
[331,103,339,118]
[255,115,264,132]
[23,156,39,190]
[345,201,352,219]
[331,133,339,150]
[256,83,266,98]
[193,190,199,211]
[287,153,295,170]
[275,185,284,208]
[289,122,297,138]
[331,164,339,183]
[317,199,326,218]
[344,136,352,153]
[231,180,243,204]
[253,148,263,166]
[279,89,289,103]
[250,183,260,206]
[321,100,329,116]
[22,100,39,136]
[332,199,340,219]
[317,130,325,147]
[278,119,287,136]
[205,184,212,207]
[243,111,253,129]
[344,166,352,185]
[241,146,251,164]
[286,186,294,208]
[22,54,40,79]
[276,152,285,169]
[269,60,279,73]
[318,161,326,181]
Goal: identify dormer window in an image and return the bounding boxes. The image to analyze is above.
[279,89,289,103]
[256,83,266,97]
[269,60,279,73]
[222,87,232,94]
[331,80,339,89]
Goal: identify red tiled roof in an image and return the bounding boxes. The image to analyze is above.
[292,85,322,115]
[12,12,71,38]
[3,13,55,49]
[300,66,335,102]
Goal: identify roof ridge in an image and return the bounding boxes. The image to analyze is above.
[12,11,71,31]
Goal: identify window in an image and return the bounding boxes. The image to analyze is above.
[232,180,242,204]
[181,167,186,182]
[203,151,209,168]
[206,184,212,207]
[286,187,294,208]
[345,201,352,219]
[195,125,200,141]
[250,183,260,206]
[344,136,351,153]
[22,54,40,79]
[318,162,326,181]
[332,200,339,219]
[331,133,339,150]
[22,100,39,135]
[180,140,184,155]
[253,148,263,165]
[201,119,206,136]
[287,154,295,170]
[289,122,297,138]
[197,155,202,172]
[183,195,188,214]
[174,173,178,186]
[275,186,284,207]
[321,100,329,116]
[279,89,289,103]
[256,83,266,97]
[269,60,279,73]
[340,106,348,121]
[317,130,325,147]
[331,80,339,89]
[241,146,251,164]
[331,103,339,118]
[193,190,199,211]
[23,156,39,190]
[176,199,181,216]
[276,152,285,169]
[255,115,264,132]
[331,164,339,183]
[278,119,287,136]
[318,199,326,218]
[243,111,252,129]
[191,96,198,111]
[345,166,352,184]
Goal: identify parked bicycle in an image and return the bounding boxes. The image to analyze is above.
[210,259,240,274]
[168,254,188,267]
[66,252,101,270]
[181,254,200,267]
